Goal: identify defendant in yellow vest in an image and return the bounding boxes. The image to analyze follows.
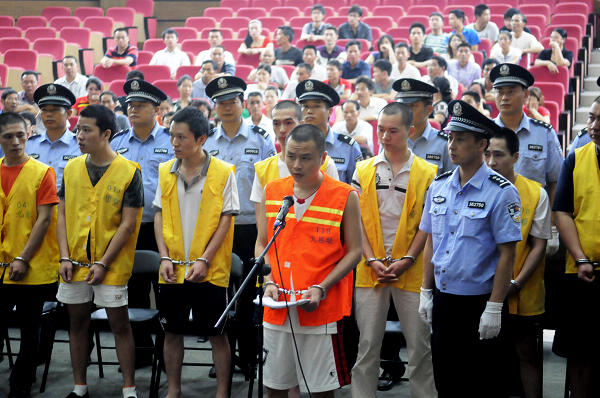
[0,112,59,397]
[56,105,143,398]
[485,128,551,398]
[351,103,437,398]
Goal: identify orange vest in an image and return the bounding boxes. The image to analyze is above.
[263,174,354,327]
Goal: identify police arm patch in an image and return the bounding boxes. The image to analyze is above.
[507,202,521,223]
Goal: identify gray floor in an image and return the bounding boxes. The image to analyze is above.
[1,329,567,397]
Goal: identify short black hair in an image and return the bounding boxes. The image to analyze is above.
[348,5,363,17]
[490,127,520,155]
[201,59,218,69]
[324,25,337,34]
[287,124,325,154]
[409,22,426,35]
[462,90,481,104]
[86,77,102,90]
[190,99,212,112]
[113,27,128,36]
[170,106,210,139]
[162,28,178,39]
[21,70,38,81]
[482,58,499,69]
[377,35,394,53]
[257,64,272,74]
[431,55,447,70]
[474,4,489,18]
[553,28,568,38]
[395,42,409,51]
[19,111,36,126]
[247,91,263,100]
[457,42,472,51]
[63,55,77,63]
[177,74,193,87]
[342,99,360,111]
[273,100,302,121]
[430,12,444,21]
[100,90,117,102]
[297,63,312,73]
[312,4,325,15]
[355,76,374,91]
[208,28,222,35]
[278,25,295,42]
[126,70,144,80]
[0,112,27,133]
[373,59,392,75]
[345,40,361,51]
[80,104,117,139]
[265,86,279,96]
[449,9,465,22]
[504,8,520,20]
[1,89,18,101]
[327,59,342,70]
[380,102,413,130]
[302,45,317,54]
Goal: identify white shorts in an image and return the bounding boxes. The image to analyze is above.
[56,281,128,307]
[263,325,350,393]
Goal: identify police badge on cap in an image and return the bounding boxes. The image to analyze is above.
[206,76,246,103]
[34,83,76,108]
[490,63,534,89]
[296,79,340,108]
[446,100,501,137]
[393,78,437,104]
[124,79,167,105]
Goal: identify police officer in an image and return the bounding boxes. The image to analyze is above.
[110,79,172,367]
[296,79,363,184]
[419,100,522,398]
[27,83,79,190]
[203,76,276,377]
[394,78,454,174]
[491,63,563,202]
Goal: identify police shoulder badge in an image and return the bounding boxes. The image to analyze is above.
[217,78,227,89]
[47,84,57,95]
[507,202,521,223]
[401,80,411,91]
[305,80,314,91]
[452,102,462,116]
[131,80,140,91]
[499,64,509,76]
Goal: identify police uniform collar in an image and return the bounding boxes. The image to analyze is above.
[494,114,530,134]
[216,118,250,140]
[451,162,488,191]
[129,122,162,142]
[39,129,73,145]
[325,128,336,145]
[170,150,212,176]
[421,122,437,141]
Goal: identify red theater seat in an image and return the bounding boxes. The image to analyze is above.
[221,0,251,9]
[135,65,171,81]
[137,50,154,65]
[126,0,154,17]
[143,38,165,53]
[407,5,440,15]
[220,17,250,31]
[181,39,210,55]
[25,27,57,42]
[0,38,29,54]
[154,79,179,98]
[185,17,217,31]
[172,27,198,42]
[270,7,301,20]
[33,38,66,60]
[4,49,38,70]
[49,16,81,30]
[59,27,91,48]
[257,17,286,31]
[74,7,104,20]
[108,79,127,96]
[0,16,14,26]
[553,3,589,17]
[237,7,267,20]
[203,7,234,22]
[519,4,551,20]
[93,64,131,84]
[372,6,406,17]
[83,17,115,38]
[284,0,314,9]
[235,64,253,81]
[289,17,312,28]
[362,16,394,32]
[0,64,9,86]
[324,17,347,27]
[106,7,136,27]
[42,7,71,20]
[16,16,47,30]
[176,65,201,80]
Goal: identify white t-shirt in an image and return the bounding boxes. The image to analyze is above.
[332,119,374,153]
[511,31,543,53]
[390,62,421,81]
[358,97,388,121]
[489,44,523,64]
[529,186,552,239]
[195,49,236,66]
[149,47,191,75]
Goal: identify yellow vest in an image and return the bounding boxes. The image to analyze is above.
[158,157,235,287]
[355,155,437,292]
[509,174,544,315]
[0,158,58,285]
[255,153,332,189]
[64,154,142,285]
[569,142,600,274]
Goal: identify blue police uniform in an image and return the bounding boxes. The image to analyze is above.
[110,123,173,222]
[409,123,454,174]
[569,128,591,155]
[27,129,80,190]
[204,119,275,225]
[325,128,363,184]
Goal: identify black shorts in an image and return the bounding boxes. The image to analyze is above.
[158,281,228,336]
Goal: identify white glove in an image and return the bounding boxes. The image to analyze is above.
[546,226,559,256]
[478,301,503,340]
[418,288,434,326]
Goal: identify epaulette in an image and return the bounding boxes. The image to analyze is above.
[434,170,452,180]
[437,130,449,140]
[577,128,588,138]
[252,125,269,139]
[208,128,216,137]
[27,133,41,141]
[111,129,129,140]
[337,133,355,146]
[530,118,553,130]
[489,174,510,188]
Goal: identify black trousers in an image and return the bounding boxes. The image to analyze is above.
[431,291,507,398]
[0,282,56,394]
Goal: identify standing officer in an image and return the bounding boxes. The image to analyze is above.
[296,79,363,184]
[491,63,563,203]
[394,78,454,174]
[419,100,522,397]
[27,84,79,190]
[203,76,276,377]
[109,79,172,367]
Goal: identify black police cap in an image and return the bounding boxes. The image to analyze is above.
[124,79,167,105]
[446,100,501,137]
[296,79,340,108]
[205,76,247,103]
[393,78,437,103]
[34,83,76,108]
[490,63,534,89]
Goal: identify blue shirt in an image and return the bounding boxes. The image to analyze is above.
[408,123,454,175]
[494,115,563,187]
[341,60,371,80]
[419,163,522,295]
[338,22,373,42]
[203,119,276,225]
[325,128,363,184]
[110,123,173,222]
[569,128,591,155]
[26,129,80,190]
[446,28,481,46]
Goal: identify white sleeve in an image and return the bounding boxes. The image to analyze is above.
[529,187,552,239]
[222,171,240,214]
[152,177,162,209]
[350,169,361,193]
[249,170,265,204]
[326,157,340,181]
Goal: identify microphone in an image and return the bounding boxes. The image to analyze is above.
[273,195,294,230]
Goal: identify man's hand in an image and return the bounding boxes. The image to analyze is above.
[379,258,412,283]
[478,301,503,339]
[418,288,433,326]
[59,259,73,283]
[546,62,558,74]
[263,283,279,301]
[9,258,28,281]
[160,259,177,283]
[300,286,323,312]
[369,260,388,280]
[186,259,208,283]
[577,262,595,283]
[85,264,107,285]
[101,58,114,68]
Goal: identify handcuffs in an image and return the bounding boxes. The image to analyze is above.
[60,258,109,271]
[366,255,415,266]
[1,257,30,268]
[160,257,210,275]
[264,281,327,300]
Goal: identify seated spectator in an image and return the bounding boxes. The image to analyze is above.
[245,91,275,141]
[195,29,236,65]
[73,77,102,115]
[189,99,213,126]
[448,42,481,88]
[263,86,279,117]
[338,5,373,49]
[467,4,499,42]
[490,31,522,64]
[511,12,543,54]
[499,8,532,34]
[372,59,396,101]
[281,63,311,100]
[161,111,175,128]
[390,43,421,80]
[332,99,374,151]
[100,90,131,132]
[445,33,467,62]
[290,45,327,81]
[158,97,174,125]
[461,90,490,117]
[247,49,289,89]
[100,27,138,68]
[1,89,19,114]
[149,28,190,79]
[238,19,273,56]
[534,28,573,74]
[424,12,448,54]
[353,76,388,122]
[422,56,459,98]
[317,26,346,62]
[301,4,328,42]
[274,26,303,66]
[473,58,498,102]
[15,71,39,114]
[19,111,37,136]
[468,81,493,115]
[409,22,434,69]
[342,40,371,83]
[324,60,352,101]
[208,45,235,76]
[365,35,396,65]
[447,9,480,50]
[176,74,194,110]
[54,55,88,98]
[245,65,278,99]
[524,86,551,124]
[430,76,453,128]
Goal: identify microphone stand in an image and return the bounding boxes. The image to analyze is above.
[215,219,287,398]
